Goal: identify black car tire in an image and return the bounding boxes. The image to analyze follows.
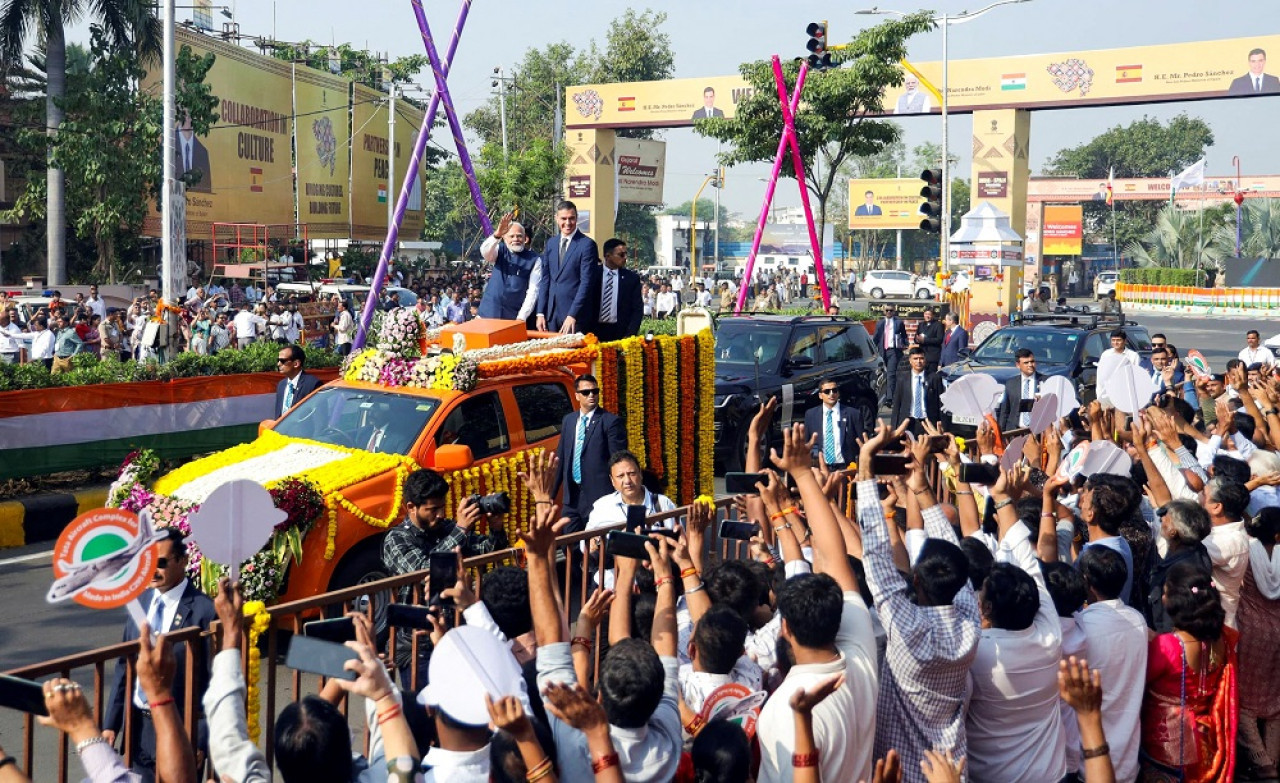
[725,422,749,474]
[870,287,884,299]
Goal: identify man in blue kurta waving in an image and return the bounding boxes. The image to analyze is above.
[478,211,544,322]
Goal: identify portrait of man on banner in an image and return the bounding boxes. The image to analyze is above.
[894,75,933,114]
[1228,47,1280,95]
[173,110,213,193]
[854,190,883,217]
[691,86,725,120]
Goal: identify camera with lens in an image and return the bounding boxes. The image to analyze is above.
[467,491,510,515]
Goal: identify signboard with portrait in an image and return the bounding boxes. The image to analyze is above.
[847,178,927,231]
[565,75,752,130]
[350,84,425,241]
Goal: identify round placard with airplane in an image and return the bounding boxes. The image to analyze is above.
[48,508,163,609]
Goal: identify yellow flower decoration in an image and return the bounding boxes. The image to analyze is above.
[242,600,271,744]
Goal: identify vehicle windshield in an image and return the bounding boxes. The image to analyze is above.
[971,329,1082,366]
[274,386,440,453]
[715,323,791,371]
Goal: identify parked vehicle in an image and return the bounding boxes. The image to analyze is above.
[859,269,939,300]
[1094,271,1119,299]
[713,314,886,472]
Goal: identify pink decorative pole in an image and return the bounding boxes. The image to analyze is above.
[354,0,474,349]
[771,57,831,311]
[735,58,809,314]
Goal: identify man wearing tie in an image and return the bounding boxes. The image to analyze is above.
[803,378,865,470]
[873,304,909,400]
[274,345,321,419]
[555,374,627,529]
[913,306,945,375]
[104,529,216,778]
[537,200,600,334]
[997,349,1046,432]
[173,112,212,193]
[890,348,944,435]
[594,239,644,342]
[939,311,969,368]
[1228,48,1280,95]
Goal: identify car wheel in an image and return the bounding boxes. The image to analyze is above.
[915,288,932,299]
[870,287,884,299]
[327,538,391,644]
[725,424,749,474]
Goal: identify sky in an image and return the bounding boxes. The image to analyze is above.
[66,0,1280,221]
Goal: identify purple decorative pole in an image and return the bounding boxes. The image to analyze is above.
[734,59,808,315]
[353,0,476,350]
[772,58,831,311]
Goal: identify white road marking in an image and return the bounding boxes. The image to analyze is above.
[0,549,54,567]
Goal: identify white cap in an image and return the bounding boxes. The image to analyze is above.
[417,625,524,726]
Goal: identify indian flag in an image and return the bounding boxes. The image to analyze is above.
[1001,73,1026,91]
[377,185,387,203]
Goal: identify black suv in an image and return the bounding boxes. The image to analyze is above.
[714,315,886,472]
[938,312,1152,433]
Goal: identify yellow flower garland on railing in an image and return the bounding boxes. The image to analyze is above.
[242,600,271,744]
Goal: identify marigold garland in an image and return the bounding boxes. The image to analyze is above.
[476,345,600,378]
[658,336,680,497]
[441,449,541,542]
[617,338,646,468]
[642,340,665,479]
[322,464,410,559]
[242,600,271,744]
[696,329,717,498]
[598,345,618,413]
[678,337,698,504]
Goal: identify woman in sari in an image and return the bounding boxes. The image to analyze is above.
[1140,560,1237,782]
[1237,507,1280,780]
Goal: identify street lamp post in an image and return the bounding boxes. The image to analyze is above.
[690,172,717,283]
[857,0,1030,272]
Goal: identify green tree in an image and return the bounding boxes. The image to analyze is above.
[1043,114,1213,252]
[694,12,934,268]
[0,0,158,285]
[266,41,427,92]
[1126,202,1229,274]
[4,34,217,281]
[1213,198,1280,261]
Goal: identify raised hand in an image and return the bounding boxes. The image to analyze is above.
[543,682,608,733]
[485,693,533,736]
[517,502,569,559]
[214,578,245,651]
[517,449,559,504]
[749,396,779,442]
[495,211,513,238]
[788,673,844,714]
[136,622,176,705]
[770,424,816,475]
[1058,656,1103,716]
[920,750,966,783]
[577,588,615,631]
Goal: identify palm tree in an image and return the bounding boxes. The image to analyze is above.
[1214,198,1280,261]
[1126,203,1223,273]
[0,0,157,285]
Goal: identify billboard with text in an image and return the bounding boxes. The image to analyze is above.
[847,178,926,231]
[1042,205,1084,255]
[616,138,666,206]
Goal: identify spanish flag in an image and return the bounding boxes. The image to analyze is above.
[1116,64,1142,83]
[618,96,636,112]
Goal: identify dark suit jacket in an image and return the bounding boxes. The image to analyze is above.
[997,372,1048,433]
[554,408,628,520]
[915,319,945,365]
[175,130,212,193]
[872,317,909,355]
[593,267,644,343]
[803,404,864,466]
[105,582,218,734]
[939,326,969,367]
[275,372,322,419]
[890,370,945,428]
[538,231,600,332]
[1228,72,1280,95]
[854,204,883,216]
[691,107,725,119]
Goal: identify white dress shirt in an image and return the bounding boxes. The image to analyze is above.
[1239,345,1276,366]
[757,591,878,783]
[0,321,21,355]
[966,525,1066,783]
[31,328,55,360]
[1076,599,1149,783]
[819,402,843,458]
[1058,615,1088,775]
[1204,520,1250,628]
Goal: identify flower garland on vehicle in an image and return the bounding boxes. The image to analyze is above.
[242,600,271,744]
[463,333,587,363]
[658,336,680,499]
[618,337,646,467]
[442,450,540,542]
[598,343,618,416]
[678,336,698,504]
[475,344,599,379]
[376,308,423,358]
[642,339,665,479]
[696,329,717,497]
[323,463,410,559]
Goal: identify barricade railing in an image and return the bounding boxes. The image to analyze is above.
[4,496,748,781]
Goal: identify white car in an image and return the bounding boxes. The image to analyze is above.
[947,270,972,293]
[859,269,939,300]
[1094,271,1119,299]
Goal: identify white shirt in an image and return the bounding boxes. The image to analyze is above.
[31,328,55,360]
[286,311,303,343]
[333,310,354,345]
[1239,345,1276,366]
[1058,615,1088,775]
[966,525,1066,783]
[1076,599,1149,783]
[655,291,678,313]
[232,310,260,340]
[679,658,763,713]
[818,402,844,458]
[1204,520,1250,628]
[757,592,878,783]
[0,322,22,354]
[694,290,712,308]
[134,580,188,708]
[86,295,107,321]
[584,488,678,587]
[908,372,928,418]
[422,746,490,782]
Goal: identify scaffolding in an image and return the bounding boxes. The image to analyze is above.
[209,222,312,286]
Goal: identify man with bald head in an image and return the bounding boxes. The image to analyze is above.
[478,211,544,322]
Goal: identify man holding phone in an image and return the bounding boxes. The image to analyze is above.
[804,377,865,470]
[381,469,508,686]
[585,451,677,586]
[997,349,1046,433]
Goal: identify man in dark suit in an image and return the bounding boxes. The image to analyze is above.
[555,373,628,529]
[913,306,945,374]
[804,377,865,469]
[537,200,600,334]
[275,344,322,419]
[939,311,969,368]
[853,191,883,216]
[873,304,909,401]
[890,348,945,435]
[594,238,643,342]
[104,528,216,778]
[691,86,725,119]
[174,113,212,193]
[996,348,1047,433]
[1228,48,1280,95]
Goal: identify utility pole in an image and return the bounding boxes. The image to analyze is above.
[896,162,903,271]
[387,74,396,234]
[492,67,513,158]
[713,166,723,270]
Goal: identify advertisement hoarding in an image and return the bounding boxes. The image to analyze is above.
[616,138,666,206]
[350,84,424,240]
[1042,205,1084,255]
[847,178,926,231]
[294,68,351,238]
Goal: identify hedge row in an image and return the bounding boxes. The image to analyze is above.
[1118,268,1201,286]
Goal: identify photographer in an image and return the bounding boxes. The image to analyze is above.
[381,468,509,687]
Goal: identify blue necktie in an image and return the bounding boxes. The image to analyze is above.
[134,595,165,708]
[572,415,587,484]
[824,409,838,464]
[283,381,295,411]
[913,375,926,419]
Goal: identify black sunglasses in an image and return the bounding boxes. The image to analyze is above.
[155,557,169,568]
[577,388,600,396]
[819,388,840,395]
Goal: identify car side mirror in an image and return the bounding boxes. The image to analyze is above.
[434,443,475,471]
[786,355,815,370]
[1082,357,1098,369]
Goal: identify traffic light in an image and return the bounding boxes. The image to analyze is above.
[919,168,943,232]
[806,22,833,70]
